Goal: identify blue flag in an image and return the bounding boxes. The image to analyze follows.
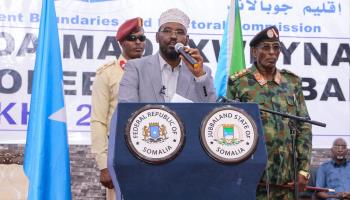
[24,0,72,199]
[214,0,245,98]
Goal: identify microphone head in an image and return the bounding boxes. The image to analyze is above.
[174,43,184,53]
[216,96,227,103]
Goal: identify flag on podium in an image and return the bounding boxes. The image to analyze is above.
[214,0,246,98]
[24,0,72,199]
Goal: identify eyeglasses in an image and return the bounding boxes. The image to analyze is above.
[257,42,281,52]
[333,145,347,150]
[125,34,146,42]
[159,29,187,36]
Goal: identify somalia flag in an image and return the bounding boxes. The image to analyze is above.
[24,0,72,199]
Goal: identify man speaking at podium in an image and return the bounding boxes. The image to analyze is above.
[111,8,216,199]
[228,26,312,199]
[118,8,216,103]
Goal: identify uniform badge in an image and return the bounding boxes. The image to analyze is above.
[200,106,258,163]
[125,105,185,164]
[267,28,278,38]
[267,29,274,38]
[119,60,126,70]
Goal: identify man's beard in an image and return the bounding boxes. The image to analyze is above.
[160,46,179,60]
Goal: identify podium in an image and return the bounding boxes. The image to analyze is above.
[108,103,267,200]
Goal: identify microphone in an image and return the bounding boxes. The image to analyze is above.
[216,96,240,103]
[175,43,198,67]
[216,96,228,103]
[160,85,166,95]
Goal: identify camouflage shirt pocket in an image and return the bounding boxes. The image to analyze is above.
[286,95,297,115]
[257,98,270,122]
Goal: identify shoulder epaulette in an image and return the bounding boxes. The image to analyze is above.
[229,68,251,81]
[280,69,299,78]
[96,60,116,74]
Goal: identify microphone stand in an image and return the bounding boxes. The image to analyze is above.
[259,106,325,199]
[216,97,326,199]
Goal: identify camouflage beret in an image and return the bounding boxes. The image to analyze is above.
[249,25,279,47]
[116,17,143,41]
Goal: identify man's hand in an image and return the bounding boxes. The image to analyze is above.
[336,192,350,199]
[180,47,205,77]
[298,174,309,192]
[345,192,350,199]
[287,174,309,192]
[100,168,114,189]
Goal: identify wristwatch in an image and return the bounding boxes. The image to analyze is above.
[299,170,310,180]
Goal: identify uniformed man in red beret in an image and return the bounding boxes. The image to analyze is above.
[90,17,146,200]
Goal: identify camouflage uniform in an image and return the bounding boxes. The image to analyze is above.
[228,64,312,199]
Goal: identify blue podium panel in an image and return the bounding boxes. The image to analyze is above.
[110,103,267,200]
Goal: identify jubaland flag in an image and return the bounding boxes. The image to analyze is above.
[23,0,72,199]
[214,0,246,99]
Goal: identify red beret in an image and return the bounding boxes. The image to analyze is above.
[116,17,143,42]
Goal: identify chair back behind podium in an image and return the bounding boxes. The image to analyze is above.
[108,103,267,200]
